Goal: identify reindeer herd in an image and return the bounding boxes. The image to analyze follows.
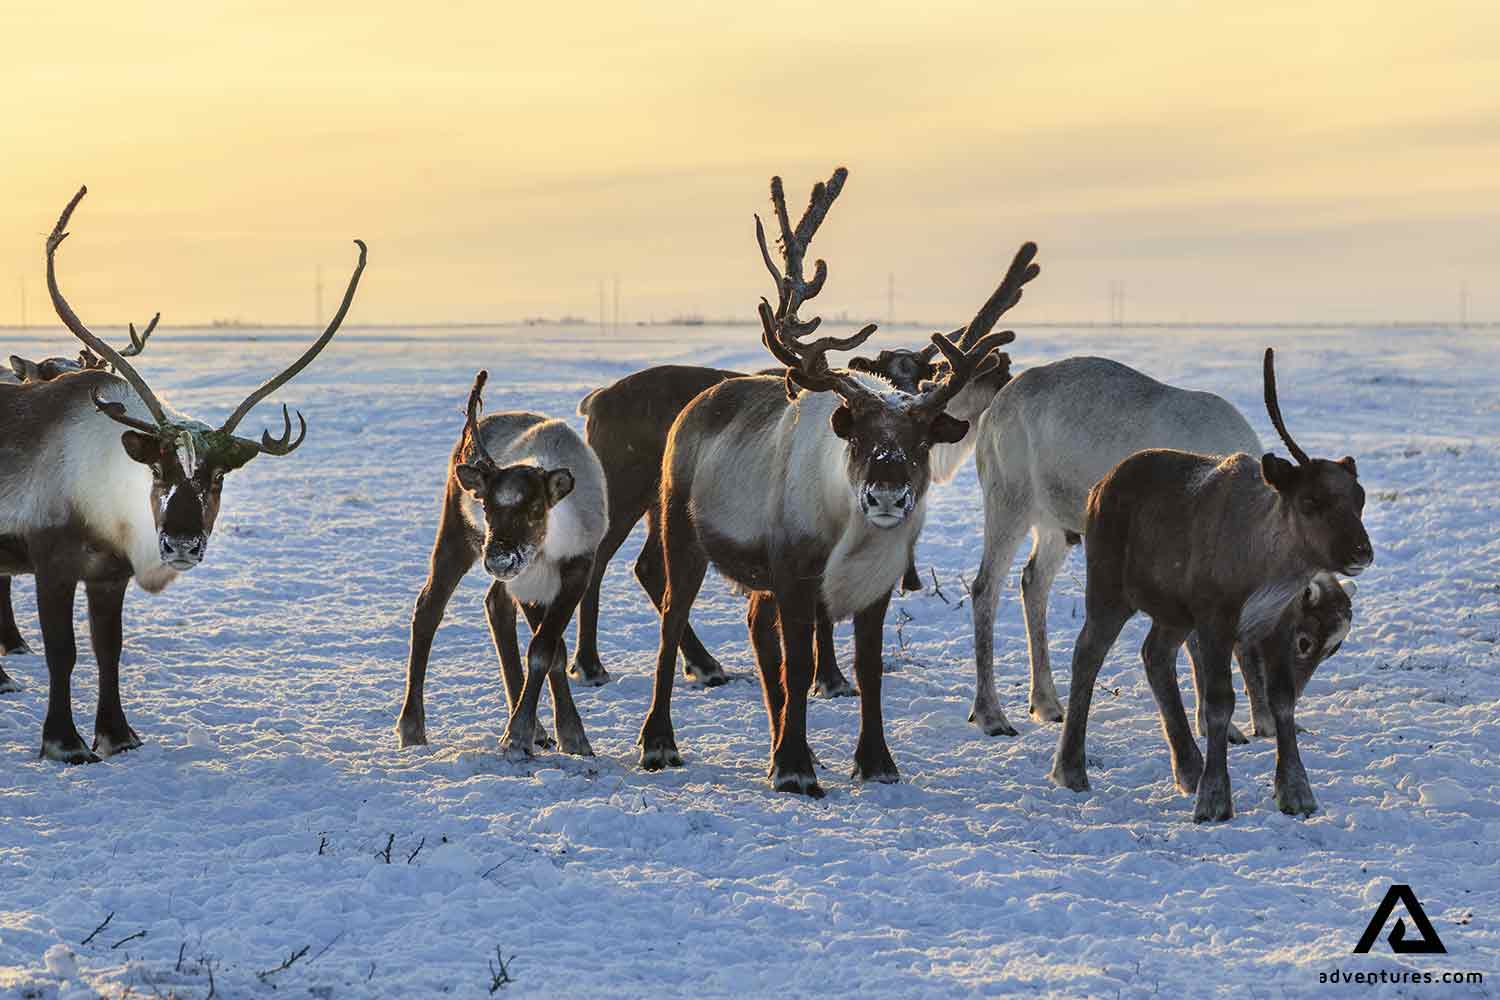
[0,171,1370,822]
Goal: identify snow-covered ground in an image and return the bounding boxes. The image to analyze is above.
[0,321,1495,999]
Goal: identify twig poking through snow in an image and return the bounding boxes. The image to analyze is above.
[407,837,426,865]
[111,930,147,950]
[81,911,114,945]
[176,942,186,972]
[312,930,346,963]
[256,944,311,983]
[317,834,329,856]
[929,567,951,604]
[377,833,395,864]
[488,946,516,993]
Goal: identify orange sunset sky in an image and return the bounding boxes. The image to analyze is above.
[2,1,1497,326]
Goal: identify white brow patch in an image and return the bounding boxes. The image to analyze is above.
[491,485,527,506]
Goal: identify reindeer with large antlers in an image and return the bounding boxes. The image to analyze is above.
[1050,349,1372,821]
[0,186,365,762]
[0,317,161,683]
[637,167,1037,795]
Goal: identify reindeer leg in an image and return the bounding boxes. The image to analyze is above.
[397,497,476,748]
[1187,632,1249,744]
[35,563,95,764]
[770,600,822,798]
[1235,643,1277,738]
[1264,636,1317,816]
[522,560,594,757]
[1,576,34,663]
[851,591,898,784]
[811,604,854,698]
[639,495,706,770]
[571,505,638,686]
[637,507,727,686]
[485,582,551,749]
[1140,623,1201,795]
[747,590,785,776]
[968,475,1029,736]
[87,577,139,756]
[1192,623,1237,823]
[1021,526,1069,723]
[1049,598,1131,793]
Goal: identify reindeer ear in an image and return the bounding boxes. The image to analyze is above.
[1261,453,1298,493]
[1340,579,1357,599]
[1305,579,1323,606]
[830,405,853,440]
[930,413,969,445]
[1337,455,1358,477]
[9,356,40,382]
[119,430,162,467]
[545,469,575,506]
[454,464,488,496]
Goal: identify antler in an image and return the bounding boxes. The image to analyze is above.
[122,312,159,357]
[464,369,497,468]
[47,186,171,428]
[1263,347,1309,465]
[753,168,880,402]
[914,242,1040,365]
[217,239,367,452]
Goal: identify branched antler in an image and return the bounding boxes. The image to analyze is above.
[48,185,365,458]
[1262,348,1309,464]
[753,168,879,402]
[464,370,497,469]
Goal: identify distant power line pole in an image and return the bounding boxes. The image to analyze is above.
[598,279,606,331]
[613,274,621,335]
[1108,281,1126,326]
[887,272,895,325]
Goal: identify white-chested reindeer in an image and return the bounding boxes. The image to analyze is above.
[1050,349,1372,821]
[0,318,160,682]
[967,356,1356,740]
[0,186,365,762]
[397,371,607,757]
[637,167,1036,796]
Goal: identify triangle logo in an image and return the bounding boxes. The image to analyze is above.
[1353,885,1447,954]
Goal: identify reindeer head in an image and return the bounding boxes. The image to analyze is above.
[1259,348,1373,577]
[453,371,574,580]
[1291,575,1355,699]
[9,315,157,385]
[752,169,1038,529]
[46,186,365,571]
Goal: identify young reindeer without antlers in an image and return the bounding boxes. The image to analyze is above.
[0,185,365,763]
[1050,349,1372,821]
[397,371,607,756]
[637,167,1036,796]
[0,318,159,681]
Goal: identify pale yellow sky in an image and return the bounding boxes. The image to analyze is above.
[3,1,1497,326]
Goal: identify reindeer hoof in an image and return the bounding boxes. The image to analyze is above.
[1049,762,1090,793]
[557,729,593,757]
[969,703,1019,737]
[0,636,33,657]
[682,659,730,687]
[1174,753,1205,795]
[1029,699,1064,724]
[852,748,899,784]
[395,716,428,748]
[1228,722,1251,745]
[812,673,857,698]
[1275,773,1318,817]
[1193,773,1234,823]
[639,744,682,771]
[771,768,825,798]
[93,726,143,758]
[41,733,102,765]
[0,672,19,694]
[568,658,611,687]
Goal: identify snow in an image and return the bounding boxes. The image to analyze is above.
[0,321,1495,998]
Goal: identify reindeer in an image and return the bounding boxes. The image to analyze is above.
[570,342,1008,695]
[967,356,1356,740]
[637,167,1036,796]
[0,186,365,762]
[0,318,160,679]
[1049,349,1372,821]
[396,371,607,756]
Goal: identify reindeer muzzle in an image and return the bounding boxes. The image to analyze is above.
[859,482,915,527]
[159,533,206,571]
